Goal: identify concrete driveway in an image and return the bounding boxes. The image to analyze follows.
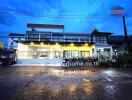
[0,66,132,100]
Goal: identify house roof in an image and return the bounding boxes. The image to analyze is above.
[91,29,113,35]
[8,33,25,37]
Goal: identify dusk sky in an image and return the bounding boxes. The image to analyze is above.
[0,0,132,36]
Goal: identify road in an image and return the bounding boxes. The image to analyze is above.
[0,66,132,100]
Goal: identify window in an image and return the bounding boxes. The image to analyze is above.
[95,36,107,44]
[64,50,79,58]
[40,34,51,41]
[29,34,39,38]
[28,34,39,41]
[101,36,107,43]
[80,51,90,58]
[93,36,96,42]
[55,51,63,58]
[104,48,111,59]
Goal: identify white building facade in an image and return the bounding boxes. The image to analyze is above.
[9,24,114,65]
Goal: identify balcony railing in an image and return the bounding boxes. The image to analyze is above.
[27,38,90,42]
[26,33,91,43]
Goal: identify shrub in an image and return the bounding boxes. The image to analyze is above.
[116,53,132,67]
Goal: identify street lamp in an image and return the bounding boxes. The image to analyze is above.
[111,6,129,53]
[113,49,117,56]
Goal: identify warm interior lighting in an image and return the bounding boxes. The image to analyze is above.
[70,43,74,46]
[56,43,59,45]
[30,42,34,45]
[40,42,44,45]
[85,43,88,46]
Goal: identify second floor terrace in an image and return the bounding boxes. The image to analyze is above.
[25,31,92,43]
[9,29,113,45]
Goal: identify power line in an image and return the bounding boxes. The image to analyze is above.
[0,9,113,19]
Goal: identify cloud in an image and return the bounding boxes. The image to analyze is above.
[0,0,132,35]
[0,12,16,25]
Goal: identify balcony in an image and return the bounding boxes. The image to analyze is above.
[26,33,91,43]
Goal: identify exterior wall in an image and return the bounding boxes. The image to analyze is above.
[8,38,18,49]
[17,43,95,59]
[17,42,95,64]
[17,42,114,63]
[17,43,31,59]
[17,58,63,65]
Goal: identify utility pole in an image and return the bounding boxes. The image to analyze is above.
[111,6,129,53]
[122,16,128,52]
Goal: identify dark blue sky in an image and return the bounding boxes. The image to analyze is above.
[0,0,132,36]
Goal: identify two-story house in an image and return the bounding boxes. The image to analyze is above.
[9,23,113,64]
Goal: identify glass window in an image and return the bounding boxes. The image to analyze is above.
[40,34,51,41]
[64,50,79,58]
[80,51,90,58]
[95,36,107,44]
[93,36,96,42]
[55,51,63,58]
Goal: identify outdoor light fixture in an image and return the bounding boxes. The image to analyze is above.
[85,43,88,46]
[30,42,34,45]
[56,43,59,45]
[114,49,117,52]
[40,42,44,45]
[70,43,74,46]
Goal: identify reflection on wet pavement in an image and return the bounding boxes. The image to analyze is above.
[0,66,132,100]
[20,82,95,100]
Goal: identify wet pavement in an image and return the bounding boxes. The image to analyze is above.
[0,66,132,100]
